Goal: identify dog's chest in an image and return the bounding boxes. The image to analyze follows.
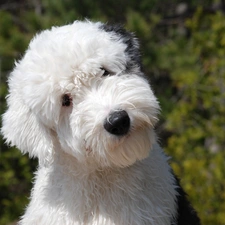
[37,164,176,225]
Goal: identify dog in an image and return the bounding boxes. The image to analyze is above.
[1,20,200,225]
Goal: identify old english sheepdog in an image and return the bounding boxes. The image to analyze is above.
[1,21,200,225]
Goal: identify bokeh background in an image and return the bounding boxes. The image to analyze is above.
[0,0,225,224]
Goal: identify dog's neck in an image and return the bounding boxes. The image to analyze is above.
[32,143,178,225]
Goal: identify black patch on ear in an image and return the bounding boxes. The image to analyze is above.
[100,23,143,72]
[173,176,201,225]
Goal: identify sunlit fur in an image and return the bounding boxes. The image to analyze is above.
[1,21,200,225]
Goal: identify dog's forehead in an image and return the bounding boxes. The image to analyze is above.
[18,21,141,88]
[29,21,127,66]
[24,21,141,76]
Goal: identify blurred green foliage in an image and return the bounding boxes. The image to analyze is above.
[159,9,225,224]
[0,1,224,224]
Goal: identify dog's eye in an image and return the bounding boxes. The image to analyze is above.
[62,94,72,107]
[101,67,110,77]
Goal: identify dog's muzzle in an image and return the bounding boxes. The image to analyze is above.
[104,110,130,136]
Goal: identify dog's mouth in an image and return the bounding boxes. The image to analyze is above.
[82,117,153,168]
[82,109,154,163]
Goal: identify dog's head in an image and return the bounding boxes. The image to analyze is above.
[2,21,159,168]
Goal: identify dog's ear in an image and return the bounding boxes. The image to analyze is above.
[100,23,142,72]
[1,78,53,166]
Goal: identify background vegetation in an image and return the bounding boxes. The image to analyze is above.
[0,0,224,224]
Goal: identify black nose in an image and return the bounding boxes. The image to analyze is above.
[104,110,130,136]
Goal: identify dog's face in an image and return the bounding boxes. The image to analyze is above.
[2,21,159,168]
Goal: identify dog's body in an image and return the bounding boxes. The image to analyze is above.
[2,21,200,225]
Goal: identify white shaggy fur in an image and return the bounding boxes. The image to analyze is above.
[2,21,179,225]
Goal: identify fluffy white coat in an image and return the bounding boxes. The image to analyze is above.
[2,21,178,225]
